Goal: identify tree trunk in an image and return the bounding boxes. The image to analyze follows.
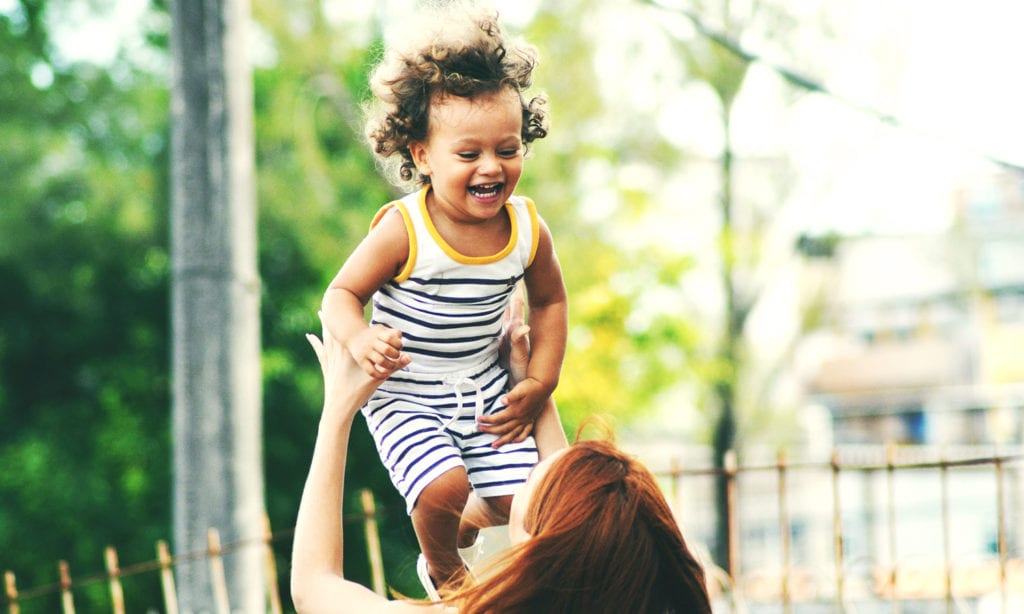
[713,107,738,575]
[170,0,264,610]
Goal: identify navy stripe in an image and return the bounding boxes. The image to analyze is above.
[373,413,433,450]
[381,426,436,464]
[404,452,462,497]
[404,345,493,360]
[391,437,449,470]
[378,286,508,319]
[467,462,536,476]
[472,478,528,490]
[372,303,505,332]
[383,359,502,387]
[404,274,523,287]
[364,397,404,420]
[385,283,512,306]
[400,330,493,345]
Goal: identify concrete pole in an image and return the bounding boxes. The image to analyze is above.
[170,0,264,610]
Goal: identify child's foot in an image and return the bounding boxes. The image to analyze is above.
[416,553,441,602]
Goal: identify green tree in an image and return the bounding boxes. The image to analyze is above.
[642,0,831,576]
[0,1,172,609]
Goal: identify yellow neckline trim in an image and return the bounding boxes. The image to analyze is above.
[418,186,518,265]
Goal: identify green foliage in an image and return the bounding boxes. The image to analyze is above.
[1,0,713,607]
[0,4,171,609]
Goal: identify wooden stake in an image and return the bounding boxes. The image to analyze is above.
[104,546,125,614]
[157,540,179,614]
[207,528,230,614]
[262,515,283,614]
[58,560,75,614]
[361,489,386,596]
[4,571,19,614]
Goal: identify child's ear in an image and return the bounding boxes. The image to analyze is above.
[409,141,431,177]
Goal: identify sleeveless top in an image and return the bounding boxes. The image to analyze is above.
[369,186,540,376]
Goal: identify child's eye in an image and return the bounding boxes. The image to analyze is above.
[499,148,521,158]
[457,152,479,160]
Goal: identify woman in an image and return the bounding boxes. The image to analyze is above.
[292,314,712,613]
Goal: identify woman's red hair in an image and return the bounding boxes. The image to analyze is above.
[449,439,712,613]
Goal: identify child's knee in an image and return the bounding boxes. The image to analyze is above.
[484,494,513,517]
[416,468,471,512]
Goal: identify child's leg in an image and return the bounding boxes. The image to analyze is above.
[458,493,513,548]
[457,399,566,545]
[410,466,472,589]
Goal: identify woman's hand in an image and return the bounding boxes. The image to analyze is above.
[498,283,531,385]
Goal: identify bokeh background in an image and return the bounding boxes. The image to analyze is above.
[2,0,1023,610]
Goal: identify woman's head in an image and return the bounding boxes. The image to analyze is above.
[364,3,549,187]
[459,439,713,614]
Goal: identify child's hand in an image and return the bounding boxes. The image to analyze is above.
[346,325,411,379]
[306,312,384,415]
[478,377,549,448]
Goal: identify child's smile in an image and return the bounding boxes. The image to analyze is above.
[410,86,525,225]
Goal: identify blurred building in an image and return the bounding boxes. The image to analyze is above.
[806,168,1024,447]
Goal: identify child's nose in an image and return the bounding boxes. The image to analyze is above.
[478,154,502,175]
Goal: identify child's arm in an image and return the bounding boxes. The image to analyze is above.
[479,218,568,446]
[322,211,411,379]
[493,283,569,456]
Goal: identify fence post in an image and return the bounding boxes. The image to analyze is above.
[939,450,952,614]
[669,457,681,514]
[361,489,386,596]
[831,449,846,612]
[994,451,1008,614]
[59,560,75,614]
[776,449,791,614]
[262,515,283,614]
[4,571,19,614]
[885,444,899,614]
[157,540,179,614]
[724,450,740,605]
[104,546,125,614]
[207,528,231,614]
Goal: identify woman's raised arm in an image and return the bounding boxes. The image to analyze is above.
[290,314,432,614]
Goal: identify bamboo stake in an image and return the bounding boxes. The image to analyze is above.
[994,451,1008,614]
[207,528,230,614]
[724,450,741,607]
[104,546,125,614]
[777,449,791,614]
[831,449,846,613]
[939,450,953,614]
[58,560,75,614]
[669,457,681,515]
[885,444,899,614]
[361,489,386,596]
[156,540,179,614]
[263,515,283,614]
[4,571,19,614]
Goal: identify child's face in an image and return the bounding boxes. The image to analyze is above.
[410,87,524,223]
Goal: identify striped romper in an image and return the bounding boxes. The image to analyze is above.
[362,187,541,514]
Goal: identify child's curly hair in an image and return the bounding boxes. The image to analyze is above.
[364,4,549,187]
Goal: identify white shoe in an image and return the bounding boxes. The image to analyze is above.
[458,534,485,569]
[416,553,441,602]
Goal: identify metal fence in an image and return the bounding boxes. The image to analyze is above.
[658,444,1024,614]
[4,448,1023,613]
